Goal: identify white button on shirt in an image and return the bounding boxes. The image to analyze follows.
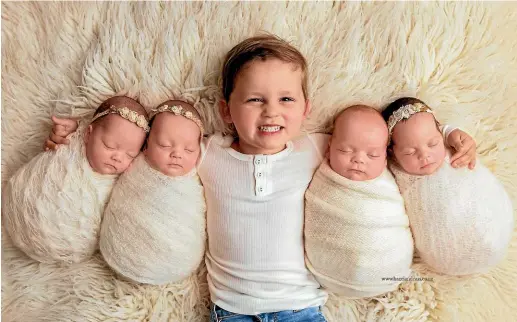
[198,132,329,315]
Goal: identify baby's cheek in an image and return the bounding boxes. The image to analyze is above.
[329,152,348,176]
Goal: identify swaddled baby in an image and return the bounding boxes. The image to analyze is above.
[2,96,149,264]
[99,99,206,285]
[384,97,514,275]
[304,105,414,298]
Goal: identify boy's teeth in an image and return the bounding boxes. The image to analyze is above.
[259,126,281,132]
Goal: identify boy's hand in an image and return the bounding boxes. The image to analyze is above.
[44,116,79,151]
[448,129,477,169]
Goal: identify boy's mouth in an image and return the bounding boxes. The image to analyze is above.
[258,125,283,133]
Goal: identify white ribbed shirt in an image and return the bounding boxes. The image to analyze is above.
[198,132,329,315]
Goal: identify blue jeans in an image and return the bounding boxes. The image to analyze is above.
[209,303,327,322]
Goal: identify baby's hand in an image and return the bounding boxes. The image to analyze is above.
[44,116,79,151]
[448,129,477,169]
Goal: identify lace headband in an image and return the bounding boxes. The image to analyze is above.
[149,104,204,135]
[387,102,434,140]
[91,105,150,132]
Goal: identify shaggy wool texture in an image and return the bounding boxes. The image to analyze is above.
[3,123,117,264]
[305,160,414,298]
[390,153,514,276]
[2,2,517,322]
[100,154,206,285]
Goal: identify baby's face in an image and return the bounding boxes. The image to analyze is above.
[85,114,146,175]
[144,113,201,177]
[329,111,388,181]
[391,112,446,176]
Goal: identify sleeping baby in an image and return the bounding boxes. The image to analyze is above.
[2,96,149,264]
[384,97,514,275]
[304,105,414,298]
[99,99,206,285]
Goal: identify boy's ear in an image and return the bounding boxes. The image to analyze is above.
[219,100,233,124]
[303,99,311,119]
[83,125,93,144]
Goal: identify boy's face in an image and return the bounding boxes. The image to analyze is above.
[144,113,201,177]
[391,112,446,175]
[329,111,388,181]
[220,58,310,155]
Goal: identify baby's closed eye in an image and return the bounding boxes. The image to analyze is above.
[103,141,115,150]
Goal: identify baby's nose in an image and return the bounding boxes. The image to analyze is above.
[352,154,365,163]
[170,149,182,158]
[111,153,122,163]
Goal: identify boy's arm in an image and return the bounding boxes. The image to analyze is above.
[441,124,477,169]
[44,116,79,151]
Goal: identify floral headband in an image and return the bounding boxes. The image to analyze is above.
[149,104,204,135]
[91,105,150,132]
[387,102,434,141]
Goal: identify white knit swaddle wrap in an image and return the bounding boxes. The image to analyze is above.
[305,159,414,298]
[2,125,117,264]
[99,155,206,285]
[390,155,514,275]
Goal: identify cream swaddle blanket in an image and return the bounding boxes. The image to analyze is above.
[390,153,514,275]
[305,159,414,298]
[99,154,206,285]
[2,124,117,264]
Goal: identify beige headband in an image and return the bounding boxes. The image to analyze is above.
[149,104,204,135]
[91,105,150,132]
[387,102,434,140]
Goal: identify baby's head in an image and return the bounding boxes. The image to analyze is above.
[382,97,446,176]
[220,34,311,155]
[329,105,388,181]
[85,96,149,175]
[144,100,203,177]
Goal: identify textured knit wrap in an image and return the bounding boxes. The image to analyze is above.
[390,154,514,275]
[304,159,414,298]
[99,155,206,285]
[2,125,117,264]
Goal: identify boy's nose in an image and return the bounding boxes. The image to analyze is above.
[262,102,280,117]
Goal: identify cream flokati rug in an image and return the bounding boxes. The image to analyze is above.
[2,2,517,321]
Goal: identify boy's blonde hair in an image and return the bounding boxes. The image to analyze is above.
[222,34,309,102]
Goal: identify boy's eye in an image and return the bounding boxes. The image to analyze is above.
[403,150,415,155]
[280,97,295,102]
[247,98,263,103]
[429,141,439,147]
[338,149,351,153]
[368,154,380,158]
[127,153,137,159]
[185,148,194,153]
[158,143,170,148]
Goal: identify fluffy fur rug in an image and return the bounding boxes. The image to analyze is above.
[2,2,516,321]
